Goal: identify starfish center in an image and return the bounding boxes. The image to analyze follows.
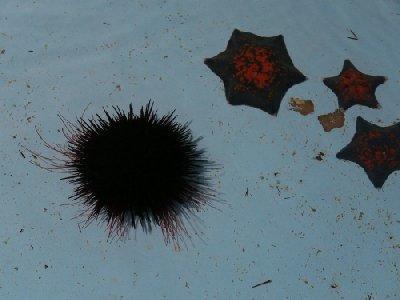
[337,69,373,102]
[357,131,400,171]
[233,44,275,91]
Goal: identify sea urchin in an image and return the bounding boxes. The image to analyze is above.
[29,102,216,245]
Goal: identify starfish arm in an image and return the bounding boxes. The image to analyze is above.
[372,75,387,86]
[336,143,356,161]
[365,168,391,188]
[355,116,374,132]
[266,34,287,54]
[342,59,356,72]
[323,76,339,91]
[204,52,230,77]
[228,29,261,49]
[224,80,243,105]
[227,29,245,49]
[287,68,307,84]
[262,84,290,115]
[364,99,380,109]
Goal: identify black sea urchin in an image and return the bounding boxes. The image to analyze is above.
[30,102,216,245]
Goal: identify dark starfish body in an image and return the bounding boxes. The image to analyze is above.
[323,60,386,110]
[205,29,307,115]
[337,117,400,188]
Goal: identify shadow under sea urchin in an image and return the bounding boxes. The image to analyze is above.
[27,102,218,247]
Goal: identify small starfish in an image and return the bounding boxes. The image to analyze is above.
[204,29,307,115]
[337,117,400,188]
[323,60,386,110]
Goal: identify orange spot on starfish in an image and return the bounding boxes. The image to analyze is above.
[233,45,276,91]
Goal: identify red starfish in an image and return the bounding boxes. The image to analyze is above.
[204,29,307,115]
[323,60,386,110]
[337,117,400,188]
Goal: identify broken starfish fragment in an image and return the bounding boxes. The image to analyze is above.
[205,29,307,115]
[289,97,314,116]
[323,60,387,110]
[318,109,345,132]
[337,117,400,188]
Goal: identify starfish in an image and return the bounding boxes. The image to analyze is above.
[337,117,400,188]
[204,29,307,115]
[323,60,386,110]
